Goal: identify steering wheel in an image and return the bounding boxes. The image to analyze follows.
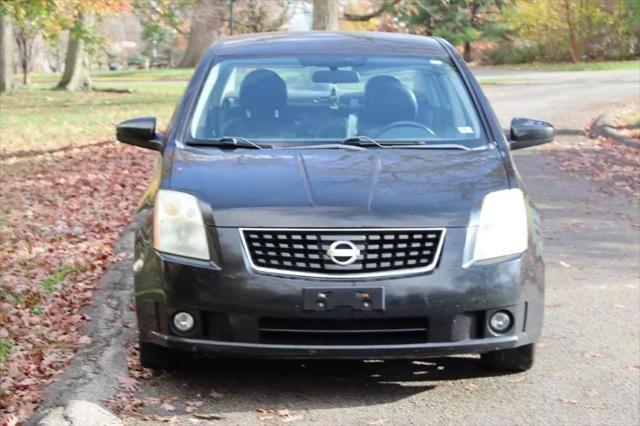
[374,121,436,139]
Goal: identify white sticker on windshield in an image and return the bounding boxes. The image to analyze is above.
[429,59,443,65]
[458,126,474,134]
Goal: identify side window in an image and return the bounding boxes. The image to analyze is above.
[437,68,482,137]
[221,68,238,99]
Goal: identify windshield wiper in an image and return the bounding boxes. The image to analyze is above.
[342,136,472,150]
[342,136,388,148]
[185,137,270,150]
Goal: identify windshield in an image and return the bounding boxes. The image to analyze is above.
[189,56,486,148]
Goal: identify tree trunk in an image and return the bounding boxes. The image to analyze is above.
[463,41,472,62]
[13,27,34,86]
[0,14,13,93]
[563,0,580,63]
[178,0,226,68]
[312,0,339,31]
[58,13,92,91]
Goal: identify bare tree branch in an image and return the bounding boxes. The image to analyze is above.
[344,0,402,22]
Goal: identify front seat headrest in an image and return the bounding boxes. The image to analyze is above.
[364,78,417,126]
[364,75,403,105]
[239,69,287,119]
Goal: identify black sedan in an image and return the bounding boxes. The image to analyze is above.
[116,31,553,373]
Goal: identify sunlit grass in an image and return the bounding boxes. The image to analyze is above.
[0,81,186,154]
[0,338,12,367]
[29,68,195,83]
[40,265,75,294]
[487,60,639,72]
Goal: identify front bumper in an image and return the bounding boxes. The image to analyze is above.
[134,226,544,359]
[148,331,520,359]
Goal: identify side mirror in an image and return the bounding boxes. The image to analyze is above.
[509,117,554,150]
[116,117,164,151]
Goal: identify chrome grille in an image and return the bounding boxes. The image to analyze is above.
[240,228,445,278]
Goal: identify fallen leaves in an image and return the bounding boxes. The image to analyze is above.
[191,412,224,420]
[553,133,640,203]
[584,388,599,397]
[559,397,608,410]
[257,408,304,423]
[0,142,154,421]
[77,335,92,345]
[161,402,176,412]
[105,343,228,422]
[118,377,140,393]
[583,352,607,359]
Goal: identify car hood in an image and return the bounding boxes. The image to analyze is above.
[168,147,509,228]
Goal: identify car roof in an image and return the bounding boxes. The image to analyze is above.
[210,31,450,58]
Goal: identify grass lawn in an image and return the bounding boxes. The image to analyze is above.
[0,80,186,155]
[29,68,195,84]
[485,60,639,72]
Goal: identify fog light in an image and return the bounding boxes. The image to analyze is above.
[173,312,194,332]
[489,311,512,333]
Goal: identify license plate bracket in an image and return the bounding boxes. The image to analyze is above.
[303,287,385,312]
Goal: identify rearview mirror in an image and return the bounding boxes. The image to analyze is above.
[509,117,554,150]
[312,70,360,84]
[116,117,164,151]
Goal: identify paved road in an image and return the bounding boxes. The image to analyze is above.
[122,70,639,425]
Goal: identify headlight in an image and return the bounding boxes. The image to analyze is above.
[153,189,209,260]
[465,188,528,265]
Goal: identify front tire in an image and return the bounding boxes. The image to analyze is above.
[481,343,535,372]
[139,341,186,370]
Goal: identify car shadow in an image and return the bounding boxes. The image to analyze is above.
[140,356,507,414]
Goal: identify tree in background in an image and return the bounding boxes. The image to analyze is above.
[178,0,290,68]
[13,12,41,85]
[56,0,129,91]
[234,0,290,34]
[133,0,194,66]
[391,0,506,62]
[343,0,401,23]
[624,0,640,56]
[0,0,129,90]
[313,0,339,30]
[178,0,227,68]
[57,11,95,90]
[505,0,639,63]
[0,0,62,86]
[0,14,13,93]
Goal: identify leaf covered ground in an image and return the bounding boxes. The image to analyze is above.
[0,143,154,421]
[571,117,640,198]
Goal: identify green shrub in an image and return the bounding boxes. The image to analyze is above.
[483,42,541,64]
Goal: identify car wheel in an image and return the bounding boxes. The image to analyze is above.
[139,341,186,370]
[481,343,535,372]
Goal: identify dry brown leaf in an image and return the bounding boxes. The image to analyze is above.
[77,335,92,345]
[192,412,224,420]
[161,403,176,412]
